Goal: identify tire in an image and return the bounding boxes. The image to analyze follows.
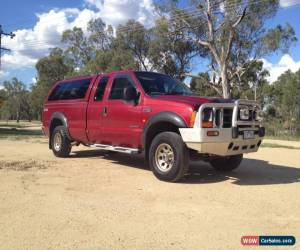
[51,126,71,157]
[210,154,243,172]
[149,132,189,182]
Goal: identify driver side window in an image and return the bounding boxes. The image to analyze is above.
[109,75,135,100]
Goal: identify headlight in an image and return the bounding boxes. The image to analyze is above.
[256,110,264,121]
[239,107,249,120]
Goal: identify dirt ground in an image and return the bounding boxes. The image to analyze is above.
[0,138,299,250]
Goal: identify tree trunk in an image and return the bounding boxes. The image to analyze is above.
[16,110,20,123]
[221,65,231,99]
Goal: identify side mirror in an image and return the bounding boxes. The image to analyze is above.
[123,86,138,102]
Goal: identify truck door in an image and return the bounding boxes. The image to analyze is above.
[86,75,110,143]
[101,73,143,148]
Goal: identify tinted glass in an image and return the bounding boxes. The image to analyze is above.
[94,76,109,101]
[109,76,135,100]
[48,84,64,101]
[135,71,194,96]
[48,78,91,101]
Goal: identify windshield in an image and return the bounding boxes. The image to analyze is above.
[135,71,195,96]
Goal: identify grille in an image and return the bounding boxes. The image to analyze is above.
[214,108,233,128]
[223,108,233,128]
[203,103,259,128]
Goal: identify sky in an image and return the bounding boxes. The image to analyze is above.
[0,0,300,88]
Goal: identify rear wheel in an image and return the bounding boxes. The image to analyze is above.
[210,154,243,172]
[149,132,189,182]
[51,126,71,157]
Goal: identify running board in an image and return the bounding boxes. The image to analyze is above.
[89,144,139,154]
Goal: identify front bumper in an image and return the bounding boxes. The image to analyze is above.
[179,100,264,156]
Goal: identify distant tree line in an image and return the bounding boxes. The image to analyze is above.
[0,0,299,136]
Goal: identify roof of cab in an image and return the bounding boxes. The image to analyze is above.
[58,74,98,84]
[57,69,161,84]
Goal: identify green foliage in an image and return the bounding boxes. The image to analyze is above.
[84,49,138,74]
[169,0,297,98]
[149,16,198,80]
[0,78,31,122]
[0,89,6,109]
[261,23,297,54]
[264,69,300,136]
[190,72,219,96]
[31,48,71,118]
[190,60,270,99]
[230,60,270,101]
[88,18,113,51]
[115,20,151,71]
[62,27,92,69]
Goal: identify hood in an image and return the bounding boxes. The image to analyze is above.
[153,95,234,110]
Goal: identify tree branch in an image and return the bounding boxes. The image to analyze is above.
[232,7,247,28]
[224,8,246,62]
[184,73,222,95]
[204,0,214,42]
[228,60,257,81]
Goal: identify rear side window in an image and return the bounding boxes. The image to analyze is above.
[48,78,92,101]
[94,76,109,101]
[48,84,64,101]
[109,75,135,100]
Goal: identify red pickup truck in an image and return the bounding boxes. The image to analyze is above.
[42,70,265,182]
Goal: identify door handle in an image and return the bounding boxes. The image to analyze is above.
[102,106,108,116]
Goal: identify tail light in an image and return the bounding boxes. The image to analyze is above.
[202,108,213,128]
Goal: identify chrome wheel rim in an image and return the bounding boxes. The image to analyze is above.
[53,132,62,151]
[155,143,174,172]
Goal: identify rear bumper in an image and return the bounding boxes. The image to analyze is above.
[179,99,264,156]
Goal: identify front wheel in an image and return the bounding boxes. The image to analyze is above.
[210,154,243,172]
[149,132,189,182]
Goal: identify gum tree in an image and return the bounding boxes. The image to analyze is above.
[172,0,297,98]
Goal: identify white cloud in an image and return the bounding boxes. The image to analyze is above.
[85,0,156,27]
[0,0,156,80]
[280,0,300,7]
[0,7,95,76]
[262,54,300,83]
[31,77,37,84]
[2,53,38,70]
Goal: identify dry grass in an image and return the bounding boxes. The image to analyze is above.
[0,160,48,171]
[261,143,300,150]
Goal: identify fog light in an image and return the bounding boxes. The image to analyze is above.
[207,131,219,136]
[256,110,264,121]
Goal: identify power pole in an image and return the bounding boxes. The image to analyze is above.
[0,25,15,70]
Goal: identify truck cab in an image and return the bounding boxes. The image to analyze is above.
[42,70,265,182]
